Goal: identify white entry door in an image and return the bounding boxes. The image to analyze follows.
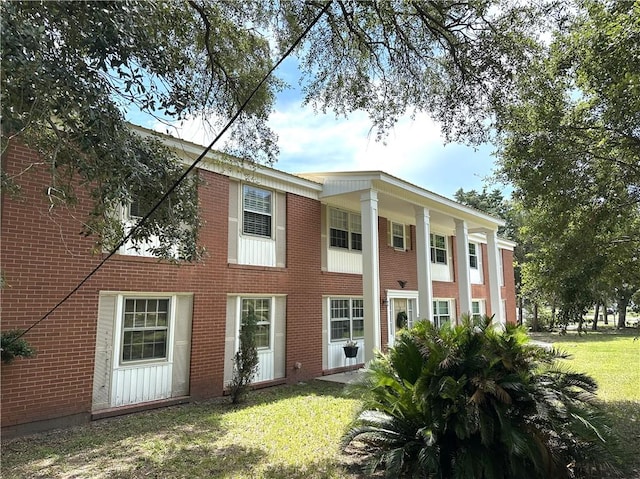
[387,294,417,347]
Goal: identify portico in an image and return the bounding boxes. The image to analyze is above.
[301,171,508,363]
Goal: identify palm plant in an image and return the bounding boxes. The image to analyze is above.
[343,316,620,478]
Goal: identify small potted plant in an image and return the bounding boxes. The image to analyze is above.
[343,339,359,358]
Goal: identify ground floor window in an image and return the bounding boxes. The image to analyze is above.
[330,298,364,341]
[242,298,271,349]
[122,298,170,362]
[433,299,452,328]
[472,300,485,320]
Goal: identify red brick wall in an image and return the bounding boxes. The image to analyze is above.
[502,249,517,324]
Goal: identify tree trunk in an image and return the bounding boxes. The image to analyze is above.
[604,304,609,325]
[518,296,523,326]
[592,303,599,331]
[618,297,629,329]
[532,303,539,332]
[577,312,585,334]
[551,303,557,330]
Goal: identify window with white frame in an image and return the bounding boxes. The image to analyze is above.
[241,298,271,349]
[469,242,479,269]
[121,298,170,362]
[243,185,272,237]
[432,300,451,328]
[471,300,484,320]
[430,234,447,264]
[392,222,406,250]
[330,298,364,341]
[329,209,362,251]
[127,196,145,220]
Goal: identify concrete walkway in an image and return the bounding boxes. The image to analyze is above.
[316,370,364,385]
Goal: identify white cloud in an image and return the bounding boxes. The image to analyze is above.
[269,101,496,197]
[146,99,499,199]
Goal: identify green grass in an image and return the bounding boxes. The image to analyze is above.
[2,331,639,478]
[1,381,364,479]
[530,328,640,402]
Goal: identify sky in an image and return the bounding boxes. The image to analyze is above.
[128,59,504,201]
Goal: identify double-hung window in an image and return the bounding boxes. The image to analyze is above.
[122,298,170,362]
[469,243,478,269]
[241,298,271,349]
[127,197,145,220]
[471,300,484,320]
[432,300,451,328]
[391,222,405,250]
[430,234,447,264]
[330,298,364,341]
[243,185,272,237]
[329,209,362,251]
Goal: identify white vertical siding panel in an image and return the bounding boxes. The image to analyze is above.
[470,267,483,285]
[256,350,274,383]
[328,340,363,370]
[273,296,286,380]
[111,363,172,407]
[327,249,362,274]
[224,298,238,386]
[238,236,276,267]
[92,293,116,412]
[430,263,452,282]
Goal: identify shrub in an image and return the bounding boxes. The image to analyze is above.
[227,305,259,404]
[343,316,620,478]
[1,330,36,364]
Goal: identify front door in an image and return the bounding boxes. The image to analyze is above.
[388,297,417,347]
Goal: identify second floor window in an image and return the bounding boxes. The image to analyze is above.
[430,234,447,264]
[391,222,405,250]
[243,185,272,237]
[329,208,362,251]
[127,197,144,220]
[469,243,478,269]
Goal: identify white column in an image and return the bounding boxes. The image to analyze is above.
[454,219,472,317]
[485,229,504,327]
[414,206,433,322]
[361,190,381,361]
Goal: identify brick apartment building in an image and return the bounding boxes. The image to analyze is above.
[1,128,516,436]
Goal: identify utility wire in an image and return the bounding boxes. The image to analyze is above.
[8,1,333,343]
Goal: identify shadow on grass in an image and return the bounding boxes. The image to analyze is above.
[1,380,355,479]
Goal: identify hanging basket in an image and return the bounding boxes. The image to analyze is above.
[343,346,359,358]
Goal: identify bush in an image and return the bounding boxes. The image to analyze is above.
[227,306,259,404]
[343,316,620,478]
[1,330,36,364]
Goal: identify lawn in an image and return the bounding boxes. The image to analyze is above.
[2,330,639,479]
[530,327,640,402]
[1,381,365,479]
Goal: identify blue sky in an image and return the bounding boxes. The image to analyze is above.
[129,58,503,200]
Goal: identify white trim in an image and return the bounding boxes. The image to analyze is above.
[471,299,486,319]
[386,290,419,347]
[390,221,407,251]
